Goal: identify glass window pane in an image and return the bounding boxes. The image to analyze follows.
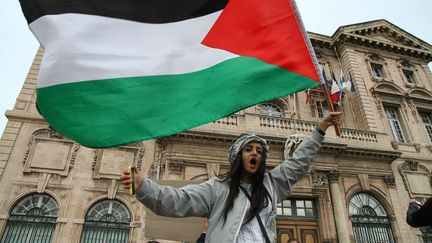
[277,207,283,215]
[296,200,304,208]
[285,208,292,216]
[419,112,432,143]
[385,106,406,143]
[259,103,283,117]
[305,200,312,208]
[297,208,305,216]
[283,200,291,207]
[306,209,314,217]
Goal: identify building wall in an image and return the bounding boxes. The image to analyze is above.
[0,20,431,243]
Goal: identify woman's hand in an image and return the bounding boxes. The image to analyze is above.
[120,165,143,192]
[318,112,342,132]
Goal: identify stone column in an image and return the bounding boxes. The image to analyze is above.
[327,170,351,243]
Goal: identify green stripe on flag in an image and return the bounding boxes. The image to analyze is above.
[37,56,318,148]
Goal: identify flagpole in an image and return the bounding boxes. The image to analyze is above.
[316,87,324,118]
[319,65,340,136]
[333,46,350,128]
[321,78,341,136]
[347,71,359,129]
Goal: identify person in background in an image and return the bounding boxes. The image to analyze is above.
[406,197,432,227]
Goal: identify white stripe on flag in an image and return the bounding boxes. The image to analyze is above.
[30,12,238,88]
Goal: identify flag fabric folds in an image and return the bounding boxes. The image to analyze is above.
[345,72,356,92]
[305,89,311,104]
[321,67,331,90]
[330,79,341,104]
[19,0,321,148]
[340,71,346,91]
[331,71,342,102]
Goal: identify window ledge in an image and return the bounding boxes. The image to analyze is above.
[391,141,421,152]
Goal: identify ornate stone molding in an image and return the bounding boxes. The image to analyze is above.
[23,128,80,176]
[92,142,145,180]
[399,160,432,198]
[407,159,419,171]
[401,97,410,121]
[36,173,51,193]
[334,32,432,61]
[327,170,340,183]
[149,138,168,179]
[371,92,384,118]
[406,98,420,123]
[391,141,421,152]
[168,161,184,174]
[358,174,370,191]
[107,179,118,199]
[384,175,396,187]
[311,173,328,188]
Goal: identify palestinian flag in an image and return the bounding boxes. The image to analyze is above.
[20,0,321,148]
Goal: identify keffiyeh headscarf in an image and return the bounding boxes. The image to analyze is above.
[228,134,269,165]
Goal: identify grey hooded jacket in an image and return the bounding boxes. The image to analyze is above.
[136,131,324,243]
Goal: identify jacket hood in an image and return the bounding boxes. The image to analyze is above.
[228,134,269,165]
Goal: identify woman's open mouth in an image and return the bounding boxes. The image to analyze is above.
[250,158,257,165]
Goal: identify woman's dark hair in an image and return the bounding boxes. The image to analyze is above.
[219,150,269,224]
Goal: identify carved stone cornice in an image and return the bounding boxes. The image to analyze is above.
[340,147,401,164]
[406,159,420,171]
[309,32,333,50]
[5,110,46,124]
[178,129,401,164]
[168,161,184,174]
[311,173,328,188]
[174,130,287,146]
[335,33,432,61]
[312,20,432,62]
[327,170,340,183]
[384,175,396,187]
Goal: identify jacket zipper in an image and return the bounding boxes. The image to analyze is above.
[233,198,249,242]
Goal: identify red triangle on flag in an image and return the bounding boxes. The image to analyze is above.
[202,0,319,83]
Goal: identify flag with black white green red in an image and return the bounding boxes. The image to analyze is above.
[19,0,321,148]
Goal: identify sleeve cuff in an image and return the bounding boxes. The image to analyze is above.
[315,127,326,136]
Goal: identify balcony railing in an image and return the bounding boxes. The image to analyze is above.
[260,116,317,133]
[194,113,388,148]
[212,115,239,126]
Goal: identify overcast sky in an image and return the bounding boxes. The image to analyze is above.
[1,0,431,132]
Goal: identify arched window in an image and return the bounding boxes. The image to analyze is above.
[349,193,395,243]
[80,199,131,243]
[0,193,59,243]
[259,103,283,117]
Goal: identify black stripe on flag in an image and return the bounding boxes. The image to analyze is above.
[20,0,228,24]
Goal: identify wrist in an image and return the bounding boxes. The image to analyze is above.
[318,121,329,132]
[136,178,143,191]
[315,126,326,136]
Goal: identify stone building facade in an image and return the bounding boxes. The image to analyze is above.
[0,19,431,243]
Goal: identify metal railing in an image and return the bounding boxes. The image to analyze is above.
[80,221,130,243]
[0,215,56,243]
[351,216,395,243]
